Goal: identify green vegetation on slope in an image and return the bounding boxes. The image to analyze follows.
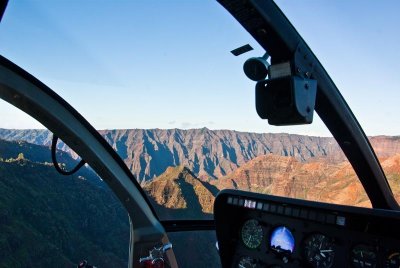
[0,158,129,267]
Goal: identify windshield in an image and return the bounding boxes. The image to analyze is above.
[1,1,399,220]
[2,1,400,267]
[276,1,400,202]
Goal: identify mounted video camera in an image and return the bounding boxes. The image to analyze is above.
[243,53,317,126]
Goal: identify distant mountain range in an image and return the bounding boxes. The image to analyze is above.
[1,128,400,183]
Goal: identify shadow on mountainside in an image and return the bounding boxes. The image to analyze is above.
[148,200,213,220]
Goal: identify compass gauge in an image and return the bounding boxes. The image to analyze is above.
[241,219,263,249]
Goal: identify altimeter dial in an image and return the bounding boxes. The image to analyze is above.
[303,233,335,268]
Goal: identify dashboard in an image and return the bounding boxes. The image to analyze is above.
[214,189,400,268]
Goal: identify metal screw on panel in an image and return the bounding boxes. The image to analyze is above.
[257,28,267,36]
[283,256,289,263]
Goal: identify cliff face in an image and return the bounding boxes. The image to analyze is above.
[0,128,346,181]
[379,154,400,202]
[99,128,350,182]
[213,154,371,207]
[1,128,400,184]
[212,153,400,208]
[143,166,217,219]
[141,153,400,217]
[369,136,400,158]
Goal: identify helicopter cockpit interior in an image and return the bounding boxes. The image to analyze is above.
[0,0,399,268]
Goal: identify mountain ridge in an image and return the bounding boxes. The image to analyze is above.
[1,128,400,183]
[143,165,215,219]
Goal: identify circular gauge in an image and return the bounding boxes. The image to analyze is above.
[241,219,263,249]
[385,252,400,268]
[303,233,335,268]
[270,226,295,254]
[238,256,257,268]
[351,244,377,268]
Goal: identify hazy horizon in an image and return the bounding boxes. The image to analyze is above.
[1,1,399,137]
[1,126,400,139]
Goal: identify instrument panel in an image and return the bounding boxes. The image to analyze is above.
[214,190,400,268]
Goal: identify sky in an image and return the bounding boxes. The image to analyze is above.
[0,0,399,137]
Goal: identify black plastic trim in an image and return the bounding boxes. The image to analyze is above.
[216,189,400,219]
[161,220,215,232]
[0,0,8,22]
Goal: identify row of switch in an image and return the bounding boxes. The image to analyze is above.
[226,196,346,226]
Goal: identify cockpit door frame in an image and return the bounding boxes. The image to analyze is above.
[0,55,177,268]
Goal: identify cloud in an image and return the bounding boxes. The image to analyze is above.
[178,121,215,129]
[181,122,193,128]
[168,120,176,125]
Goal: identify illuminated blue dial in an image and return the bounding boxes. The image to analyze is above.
[270,226,295,253]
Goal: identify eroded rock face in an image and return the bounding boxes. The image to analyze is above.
[142,153,400,217]
[213,154,375,207]
[369,136,400,158]
[142,165,216,219]
[1,128,399,184]
[97,129,350,181]
[144,154,400,218]
[0,128,345,181]
[213,153,400,208]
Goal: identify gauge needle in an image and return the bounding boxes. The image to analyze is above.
[247,235,252,245]
[320,249,333,258]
